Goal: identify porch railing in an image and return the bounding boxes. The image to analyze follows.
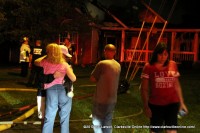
[124,49,153,62]
[171,51,195,63]
[124,49,195,63]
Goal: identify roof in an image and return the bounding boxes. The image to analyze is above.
[83,0,200,29]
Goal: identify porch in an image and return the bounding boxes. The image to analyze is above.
[124,50,195,64]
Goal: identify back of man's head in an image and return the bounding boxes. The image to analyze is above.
[104,44,116,52]
[36,40,41,46]
[104,44,116,59]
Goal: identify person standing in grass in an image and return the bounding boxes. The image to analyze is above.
[35,44,73,130]
[59,45,74,98]
[140,42,188,133]
[90,44,121,133]
[19,37,31,77]
[27,40,45,87]
[63,37,78,65]
[34,43,76,133]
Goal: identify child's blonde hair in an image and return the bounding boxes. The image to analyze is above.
[46,43,65,64]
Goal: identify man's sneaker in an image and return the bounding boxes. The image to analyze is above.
[89,114,92,119]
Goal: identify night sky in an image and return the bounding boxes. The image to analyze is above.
[145,0,200,28]
[91,0,200,28]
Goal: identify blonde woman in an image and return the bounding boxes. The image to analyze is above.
[34,43,76,133]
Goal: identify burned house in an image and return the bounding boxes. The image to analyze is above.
[59,0,200,67]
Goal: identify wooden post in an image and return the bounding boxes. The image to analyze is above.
[120,30,125,62]
[145,32,149,62]
[171,32,176,60]
[194,32,199,62]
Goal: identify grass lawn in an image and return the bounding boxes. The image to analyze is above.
[0,64,199,133]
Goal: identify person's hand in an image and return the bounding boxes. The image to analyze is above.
[179,103,188,114]
[143,106,152,118]
[74,60,78,65]
[29,62,32,68]
[54,71,64,78]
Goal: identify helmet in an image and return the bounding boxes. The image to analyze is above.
[23,37,29,42]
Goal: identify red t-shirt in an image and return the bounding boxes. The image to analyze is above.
[141,61,180,105]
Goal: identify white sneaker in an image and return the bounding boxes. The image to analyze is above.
[67,91,74,98]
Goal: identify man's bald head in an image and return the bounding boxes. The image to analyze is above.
[104,44,116,59]
[104,44,116,52]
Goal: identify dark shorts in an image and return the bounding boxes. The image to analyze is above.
[149,102,179,132]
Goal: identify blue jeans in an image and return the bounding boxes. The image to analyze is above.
[92,103,116,133]
[42,84,72,133]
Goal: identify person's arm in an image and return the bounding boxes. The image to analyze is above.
[20,45,24,52]
[74,51,78,65]
[90,62,100,83]
[174,78,188,113]
[29,54,32,67]
[172,61,188,113]
[141,78,152,118]
[65,63,76,82]
[90,75,97,83]
[34,55,46,66]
